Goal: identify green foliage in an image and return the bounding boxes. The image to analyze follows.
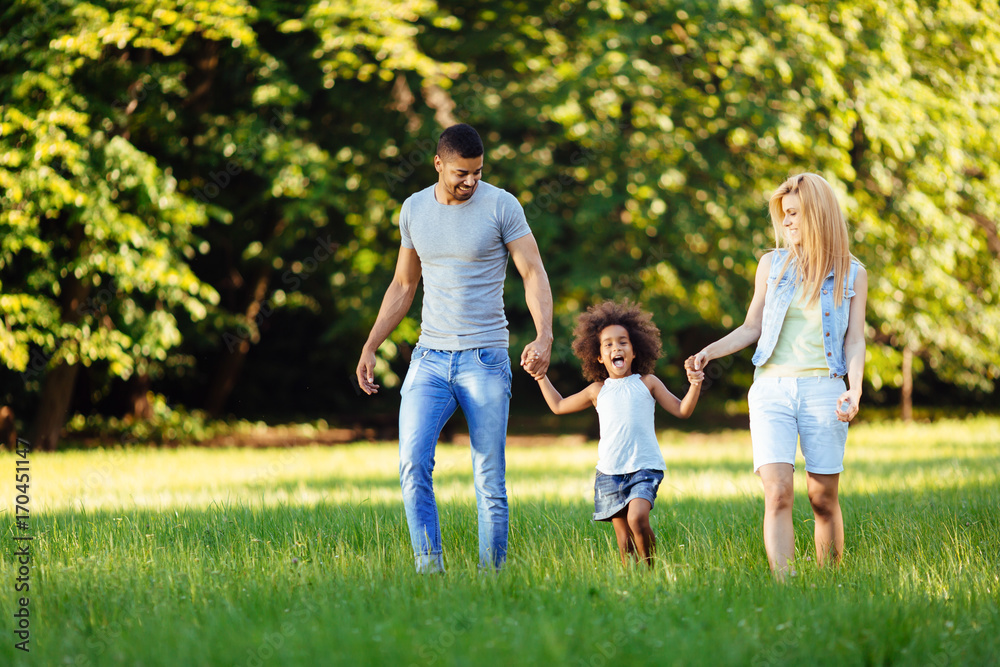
[0,0,219,391]
[63,393,218,444]
[1,0,997,430]
[840,0,1000,392]
[60,392,335,445]
[428,0,1000,393]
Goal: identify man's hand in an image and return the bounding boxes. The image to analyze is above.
[356,349,380,395]
[520,338,552,379]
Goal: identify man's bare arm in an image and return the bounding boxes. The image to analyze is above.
[356,247,422,395]
[507,233,553,378]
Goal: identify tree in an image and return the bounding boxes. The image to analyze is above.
[0,0,227,448]
[2,0,996,442]
[832,0,1000,414]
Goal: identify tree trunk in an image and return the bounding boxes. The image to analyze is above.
[28,267,90,451]
[204,270,271,416]
[901,344,913,422]
[29,362,82,451]
[0,406,18,449]
[128,373,154,420]
[204,336,251,416]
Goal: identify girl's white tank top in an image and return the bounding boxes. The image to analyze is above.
[595,374,667,475]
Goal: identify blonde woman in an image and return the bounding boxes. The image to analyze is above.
[689,173,868,579]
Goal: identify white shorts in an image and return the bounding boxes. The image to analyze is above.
[748,376,849,474]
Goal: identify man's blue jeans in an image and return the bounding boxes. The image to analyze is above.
[398,345,511,573]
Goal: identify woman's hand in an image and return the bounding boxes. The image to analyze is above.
[686,352,709,372]
[836,390,861,422]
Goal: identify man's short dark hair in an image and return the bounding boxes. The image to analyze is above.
[437,124,484,160]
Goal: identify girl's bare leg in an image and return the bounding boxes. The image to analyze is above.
[626,499,656,566]
[610,514,636,566]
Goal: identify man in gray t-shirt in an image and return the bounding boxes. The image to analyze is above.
[356,124,552,573]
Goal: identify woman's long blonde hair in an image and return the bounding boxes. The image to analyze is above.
[768,173,853,307]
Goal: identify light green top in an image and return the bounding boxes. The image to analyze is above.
[755,283,829,379]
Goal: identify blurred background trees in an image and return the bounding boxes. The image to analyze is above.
[1,0,997,448]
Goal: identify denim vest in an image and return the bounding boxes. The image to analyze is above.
[751,249,860,378]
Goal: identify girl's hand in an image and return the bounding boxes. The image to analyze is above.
[520,339,551,378]
[836,390,861,422]
[687,351,709,372]
[686,368,704,386]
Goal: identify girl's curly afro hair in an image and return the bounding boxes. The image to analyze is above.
[571,300,663,382]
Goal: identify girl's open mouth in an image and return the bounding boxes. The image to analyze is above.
[612,356,625,369]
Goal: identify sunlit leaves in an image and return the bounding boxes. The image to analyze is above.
[0,0,220,391]
[843,0,1000,393]
[281,0,464,87]
[3,0,997,422]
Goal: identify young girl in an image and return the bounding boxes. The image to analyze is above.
[530,300,703,566]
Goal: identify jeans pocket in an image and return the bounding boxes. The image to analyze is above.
[475,347,509,369]
[401,348,428,395]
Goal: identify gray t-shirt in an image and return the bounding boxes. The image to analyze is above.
[399,181,531,350]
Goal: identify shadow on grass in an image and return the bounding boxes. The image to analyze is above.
[10,469,999,667]
[226,450,1000,503]
[20,474,999,571]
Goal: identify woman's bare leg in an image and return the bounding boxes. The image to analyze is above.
[806,472,843,566]
[758,463,796,579]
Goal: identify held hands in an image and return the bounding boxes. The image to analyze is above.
[836,390,861,422]
[686,350,710,372]
[520,338,552,380]
[685,365,705,387]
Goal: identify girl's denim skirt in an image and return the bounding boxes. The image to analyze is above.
[592,468,664,521]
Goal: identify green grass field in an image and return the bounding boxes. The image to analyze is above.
[2,417,998,666]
